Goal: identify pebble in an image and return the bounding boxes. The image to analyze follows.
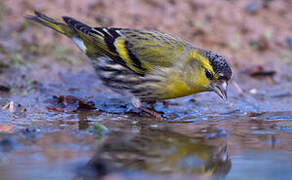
[244,2,262,14]
[286,37,292,49]
[249,88,258,94]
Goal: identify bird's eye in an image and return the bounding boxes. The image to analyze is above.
[205,70,213,80]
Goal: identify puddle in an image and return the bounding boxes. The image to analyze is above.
[1,69,292,179]
[227,151,292,180]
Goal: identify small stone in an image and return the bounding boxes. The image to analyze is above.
[244,2,262,14]
[286,37,292,49]
[249,88,257,94]
[92,122,110,138]
[0,138,14,152]
[250,36,270,51]
[149,124,159,129]
[0,84,10,92]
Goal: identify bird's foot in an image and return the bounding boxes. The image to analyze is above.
[139,107,166,120]
[131,96,165,120]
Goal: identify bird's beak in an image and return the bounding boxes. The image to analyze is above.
[209,80,228,101]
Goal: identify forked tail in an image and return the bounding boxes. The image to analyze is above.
[26,11,74,37]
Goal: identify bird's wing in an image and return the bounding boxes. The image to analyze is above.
[62,17,192,75]
[27,12,193,75]
[111,29,192,74]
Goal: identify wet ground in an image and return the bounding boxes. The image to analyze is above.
[1,0,292,180]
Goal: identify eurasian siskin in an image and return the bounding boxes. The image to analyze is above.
[27,11,232,118]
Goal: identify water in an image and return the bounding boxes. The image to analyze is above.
[227,151,292,180]
[1,70,292,180]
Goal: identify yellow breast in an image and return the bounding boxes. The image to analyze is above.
[156,71,209,99]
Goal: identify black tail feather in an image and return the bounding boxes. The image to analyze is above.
[25,11,68,35]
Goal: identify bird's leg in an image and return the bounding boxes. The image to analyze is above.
[131,96,165,120]
[139,107,165,120]
[144,99,157,109]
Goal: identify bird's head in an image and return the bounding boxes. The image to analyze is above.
[189,50,232,100]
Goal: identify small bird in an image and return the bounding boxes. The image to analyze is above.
[27,11,232,119]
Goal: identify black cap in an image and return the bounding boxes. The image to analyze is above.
[204,50,232,80]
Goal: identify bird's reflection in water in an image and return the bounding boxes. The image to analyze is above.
[76,126,231,180]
